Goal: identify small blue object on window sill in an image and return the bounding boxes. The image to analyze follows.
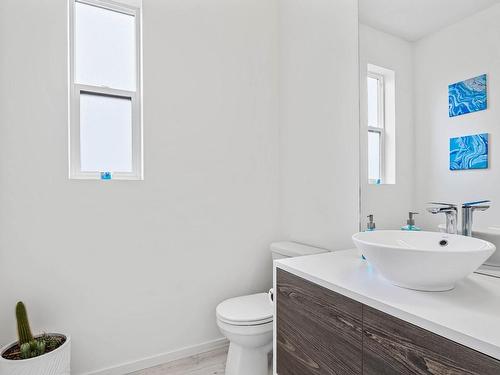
[101,172,112,180]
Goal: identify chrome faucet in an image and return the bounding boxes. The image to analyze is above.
[462,200,490,236]
[426,202,458,234]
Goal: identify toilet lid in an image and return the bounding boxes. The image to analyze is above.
[216,293,273,326]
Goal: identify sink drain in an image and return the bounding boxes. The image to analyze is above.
[439,239,449,247]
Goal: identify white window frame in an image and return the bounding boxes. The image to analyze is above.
[69,0,143,180]
[367,72,385,184]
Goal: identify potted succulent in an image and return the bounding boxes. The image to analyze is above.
[0,302,71,375]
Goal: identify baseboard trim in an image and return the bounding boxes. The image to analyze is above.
[81,337,229,375]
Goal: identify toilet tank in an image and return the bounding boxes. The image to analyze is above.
[270,241,329,260]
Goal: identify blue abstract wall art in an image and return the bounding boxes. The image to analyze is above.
[449,74,487,117]
[450,133,489,170]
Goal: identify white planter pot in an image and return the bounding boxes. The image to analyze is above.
[0,334,71,375]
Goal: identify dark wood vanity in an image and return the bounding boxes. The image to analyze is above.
[276,269,500,375]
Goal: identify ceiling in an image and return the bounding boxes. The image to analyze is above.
[359,0,500,42]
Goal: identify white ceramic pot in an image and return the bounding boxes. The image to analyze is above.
[0,334,71,375]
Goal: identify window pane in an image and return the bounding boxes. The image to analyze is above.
[368,131,380,182]
[367,76,379,127]
[75,2,136,91]
[80,93,132,172]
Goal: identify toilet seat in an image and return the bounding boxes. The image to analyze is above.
[216,293,273,326]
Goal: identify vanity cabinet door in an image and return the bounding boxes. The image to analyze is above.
[276,269,363,375]
[362,305,500,375]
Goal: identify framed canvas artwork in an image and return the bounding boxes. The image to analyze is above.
[449,74,487,117]
[450,133,489,170]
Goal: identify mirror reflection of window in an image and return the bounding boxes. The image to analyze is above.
[367,72,385,184]
[367,64,395,185]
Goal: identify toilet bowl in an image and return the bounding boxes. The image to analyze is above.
[216,293,273,375]
[216,241,329,375]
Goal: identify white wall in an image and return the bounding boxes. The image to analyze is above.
[0,0,280,373]
[359,24,415,230]
[278,0,360,250]
[414,4,500,230]
[0,0,361,372]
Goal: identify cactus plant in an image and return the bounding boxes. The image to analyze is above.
[15,302,48,359]
[1,301,68,365]
[19,343,30,359]
[37,340,46,355]
[16,302,33,345]
[19,340,46,360]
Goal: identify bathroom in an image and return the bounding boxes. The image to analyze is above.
[0,0,499,374]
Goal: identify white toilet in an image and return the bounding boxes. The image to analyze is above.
[216,241,328,375]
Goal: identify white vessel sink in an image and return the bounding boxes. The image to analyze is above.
[438,224,500,267]
[352,230,495,291]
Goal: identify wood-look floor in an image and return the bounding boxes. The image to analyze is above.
[128,345,272,375]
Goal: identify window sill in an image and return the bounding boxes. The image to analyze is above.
[69,171,143,181]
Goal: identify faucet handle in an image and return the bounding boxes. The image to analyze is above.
[428,202,457,207]
[463,200,491,207]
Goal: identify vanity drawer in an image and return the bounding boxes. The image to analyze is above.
[276,269,363,375]
[363,305,500,375]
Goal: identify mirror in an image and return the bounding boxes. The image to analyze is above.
[358,0,500,245]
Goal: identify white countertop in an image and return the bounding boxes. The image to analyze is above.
[275,249,500,360]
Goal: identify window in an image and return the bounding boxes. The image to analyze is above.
[69,0,142,180]
[367,73,385,184]
[366,64,395,185]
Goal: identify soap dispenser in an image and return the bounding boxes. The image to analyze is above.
[366,214,376,231]
[401,212,421,231]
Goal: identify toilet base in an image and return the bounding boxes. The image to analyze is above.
[225,341,272,375]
